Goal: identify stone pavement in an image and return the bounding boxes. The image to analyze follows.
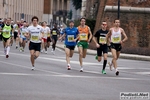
[56,42,150,61]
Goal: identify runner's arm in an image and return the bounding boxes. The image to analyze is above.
[88,27,93,43]
[121,28,128,43]
[106,29,112,45]
[0,24,4,32]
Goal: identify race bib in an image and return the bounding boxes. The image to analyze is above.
[47,33,50,37]
[44,33,47,37]
[52,31,57,35]
[80,33,88,41]
[112,36,121,43]
[31,35,39,41]
[22,32,25,36]
[99,37,106,44]
[68,35,74,42]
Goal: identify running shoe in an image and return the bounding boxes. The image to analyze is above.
[116,71,119,76]
[108,61,113,71]
[80,68,83,72]
[102,70,106,74]
[67,66,71,70]
[41,49,44,53]
[45,51,47,54]
[6,55,9,58]
[31,66,35,70]
[95,55,98,60]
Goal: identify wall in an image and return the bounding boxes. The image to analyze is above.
[91,0,150,55]
[0,0,44,22]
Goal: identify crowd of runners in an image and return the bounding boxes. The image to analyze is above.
[0,16,128,76]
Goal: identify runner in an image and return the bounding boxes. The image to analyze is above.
[106,19,128,76]
[59,20,79,70]
[13,20,20,49]
[19,21,27,52]
[10,20,14,46]
[93,21,108,74]
[51,24,60,54]
[77,18,93,72]
[41,21,50,54]
[25,16,44,70]
[0,18,14,58]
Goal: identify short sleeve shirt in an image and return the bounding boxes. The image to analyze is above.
[26,25,44,43]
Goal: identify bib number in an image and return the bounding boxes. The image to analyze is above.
[68,35,74,42]
[31,35,38,41]
[44,33,47,37]
[99,37,106,44]
[52,31,57,35]
[112,36,121,43]
[80,33,87,41]
[22,32,25,36]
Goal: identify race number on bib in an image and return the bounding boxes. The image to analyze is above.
[52,31,57,35]
[68,35,74,42]
[99,37,106,44]
[80,33,88,41]
[44,33,47,37]
[112,36,121,43]
[31,35,39,41]
[22,32,25,36]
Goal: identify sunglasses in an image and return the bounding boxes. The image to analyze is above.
[102,24,107,26]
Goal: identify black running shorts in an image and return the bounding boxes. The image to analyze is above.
[29,41,41,52]
[110,43,122,51]
[97,44,108,56]
[65,45,75,50]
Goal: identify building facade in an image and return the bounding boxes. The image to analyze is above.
[0,0,44,22]
[43,0,71,25]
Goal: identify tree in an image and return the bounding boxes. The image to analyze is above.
[72,0,82,10]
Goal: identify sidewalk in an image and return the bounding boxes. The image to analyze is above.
[56,42,150,61]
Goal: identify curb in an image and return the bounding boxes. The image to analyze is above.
[56,44,150,61]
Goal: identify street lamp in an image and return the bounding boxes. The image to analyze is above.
[118,0,120,19]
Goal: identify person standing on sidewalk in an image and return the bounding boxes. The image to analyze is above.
[106,19,128,76]
[77,18,93,72]
[59,20,79,70]
[0,18,14,58]
[51,24,60,54]
[25,16,44,70]
[93,21,108,74]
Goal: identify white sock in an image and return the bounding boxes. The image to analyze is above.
[115,68,118,72]
[68,64,70,66]
[6,46,10,55]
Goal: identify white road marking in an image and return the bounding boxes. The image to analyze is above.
[0,51,102,66]
[0,60,64,75]
[0,72,141,80]
[133,72,150,75]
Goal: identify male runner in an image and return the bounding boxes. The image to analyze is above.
[41,21,50,54]
[93,21,108,74]
[25,16,44,70]
[77,18,92,72]
[51,24,60,54]
[0,18,14,58]
[13,20,20,49]
[106,19,128,76]
[59,20,79,70]
[19,21,27,52]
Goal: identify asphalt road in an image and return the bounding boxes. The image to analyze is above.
[0,41,150,100]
